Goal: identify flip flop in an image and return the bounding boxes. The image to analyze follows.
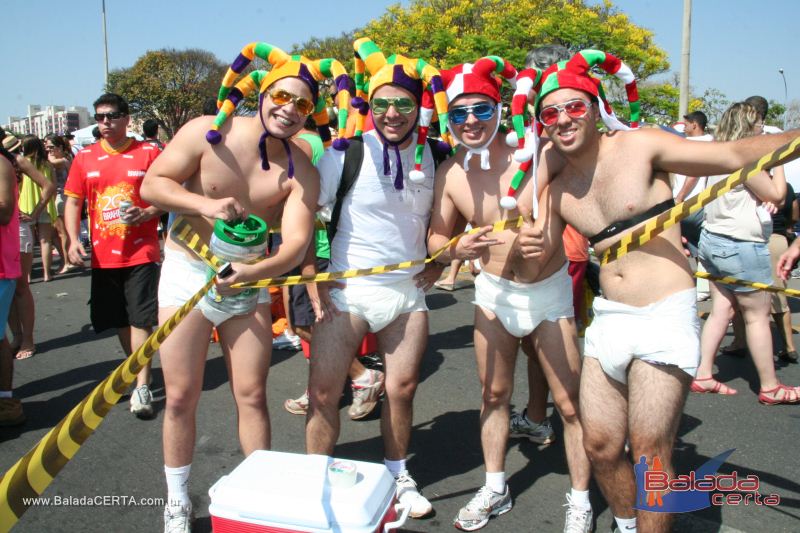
[778,350,799,364]
[434,281,455,292]
[690,377,738,395]
[15,346,36,360]
[758,383,800,405]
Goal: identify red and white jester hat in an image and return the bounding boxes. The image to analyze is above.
[440,56,517,172]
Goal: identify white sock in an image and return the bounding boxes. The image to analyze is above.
[165,464,191,507]
[485,471,506,493]
[384,458,406,477]
[570,488,591,509]
[615,516,637,532]
[0,390,12,399]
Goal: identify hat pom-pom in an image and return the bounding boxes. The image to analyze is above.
[434,140,452,156]
[505,130,520,148]
[500,196,517,210]
[206,130,222,145]
[409,169,426,183]
[513,148,533,163]
[332,137,350,151]
[351,97,369,115]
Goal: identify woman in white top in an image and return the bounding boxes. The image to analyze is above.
[694,102,799,404]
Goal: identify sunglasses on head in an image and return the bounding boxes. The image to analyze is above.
[267,89,315,116]
[448,103,497,125]
[371,97,417,115]
[94,111,127,122]
[538,99,591,126]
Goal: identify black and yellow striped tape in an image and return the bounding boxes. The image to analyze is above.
[695,271,800,298]
[601,138,800,265]
[0,223,220,529]
[231,217,525,289]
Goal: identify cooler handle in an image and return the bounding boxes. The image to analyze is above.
[383,502,411,533]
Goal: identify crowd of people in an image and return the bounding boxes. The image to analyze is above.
[1,37,799,533]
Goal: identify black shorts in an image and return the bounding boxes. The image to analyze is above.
[288,258,329,328]
[90,263,160,332]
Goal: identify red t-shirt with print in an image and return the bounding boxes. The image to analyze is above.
[64,139,160,269]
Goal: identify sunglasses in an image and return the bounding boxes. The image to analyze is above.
[449,103,497,125]
[94,112,127,122]
[538,99,591,126]
[267,89,315,116]
[371,97,417,115]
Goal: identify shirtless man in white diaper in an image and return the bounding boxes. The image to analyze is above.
[427,57,592,532]
[520,50,800,533]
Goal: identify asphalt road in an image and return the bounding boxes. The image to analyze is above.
[2,259,799,532]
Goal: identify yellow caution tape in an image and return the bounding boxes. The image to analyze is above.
[602,138,800,265]
[695,271,800,298]
[232,217,524,289]
[0,222,221,530]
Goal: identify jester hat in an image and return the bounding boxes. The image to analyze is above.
[206,42,354,178]
[352,37,450,187]
[533,49,640,132]
[441,56,518,173]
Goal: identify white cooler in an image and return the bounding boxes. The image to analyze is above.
[208,451,410,533]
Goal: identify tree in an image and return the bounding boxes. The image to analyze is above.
[358,0,669,78]
[107,49,227,139]
[766,100,786,128]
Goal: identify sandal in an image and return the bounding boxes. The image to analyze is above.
[758,384,800,405]
[690,377,738,395]
[434,281,455,292]
[720,346,747,358]
[15,346,36,360]
[778,350,799,364]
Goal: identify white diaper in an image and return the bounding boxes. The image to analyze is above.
[583,288,700,384]
[158,247,269,326]
[329,277,428,332]
[472,263,573,337]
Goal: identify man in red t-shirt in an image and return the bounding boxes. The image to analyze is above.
[64,93,162,419]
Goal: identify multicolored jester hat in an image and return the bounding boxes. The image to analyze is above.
[352,37,451,188]
[206,41,354,177]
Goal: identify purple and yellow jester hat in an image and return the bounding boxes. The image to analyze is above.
[206,41,354,178]
[533,49,640,131]
[352,37,451,188]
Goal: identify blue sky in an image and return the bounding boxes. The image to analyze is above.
[2,0,797,125]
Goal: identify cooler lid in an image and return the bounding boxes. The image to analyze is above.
[208,451,396,531]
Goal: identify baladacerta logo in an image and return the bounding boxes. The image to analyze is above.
[634,449,780,512]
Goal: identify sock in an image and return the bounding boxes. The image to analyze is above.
[614,516,637,532]
[485,471,506,493]
[384,458,406,477]
[570,488,591,509]
[165,464,191,507]
[0,391,12,399]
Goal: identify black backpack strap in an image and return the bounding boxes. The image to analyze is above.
[327,136,364,243]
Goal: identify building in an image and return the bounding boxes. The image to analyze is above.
[4,105,92,138]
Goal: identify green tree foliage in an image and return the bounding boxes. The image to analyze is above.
[359,0,669,77]
[107,49,227,139]
[766,100,786,128]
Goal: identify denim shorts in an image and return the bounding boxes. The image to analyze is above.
[698,229,772,293]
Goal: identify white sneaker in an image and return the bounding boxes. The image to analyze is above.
[454,485,512,531]
[130,385,154,419]
[394,471,432,518]
[272,331,302,350]
[164,501,192,533]
[348,369,385,420]
[563,493,593,533]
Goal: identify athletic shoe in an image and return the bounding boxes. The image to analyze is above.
[272,331,302,350]
[284,390,309,415]
[509,409,555,445]
[130,385,154,419]
[454,485,512,531]
[563,493,593,533]
[0,398,25,426]
[791,268,800,279]
[348,369,385,420]
[358,352,384,371]
[394,471,433,518]
[164,501,193,533]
